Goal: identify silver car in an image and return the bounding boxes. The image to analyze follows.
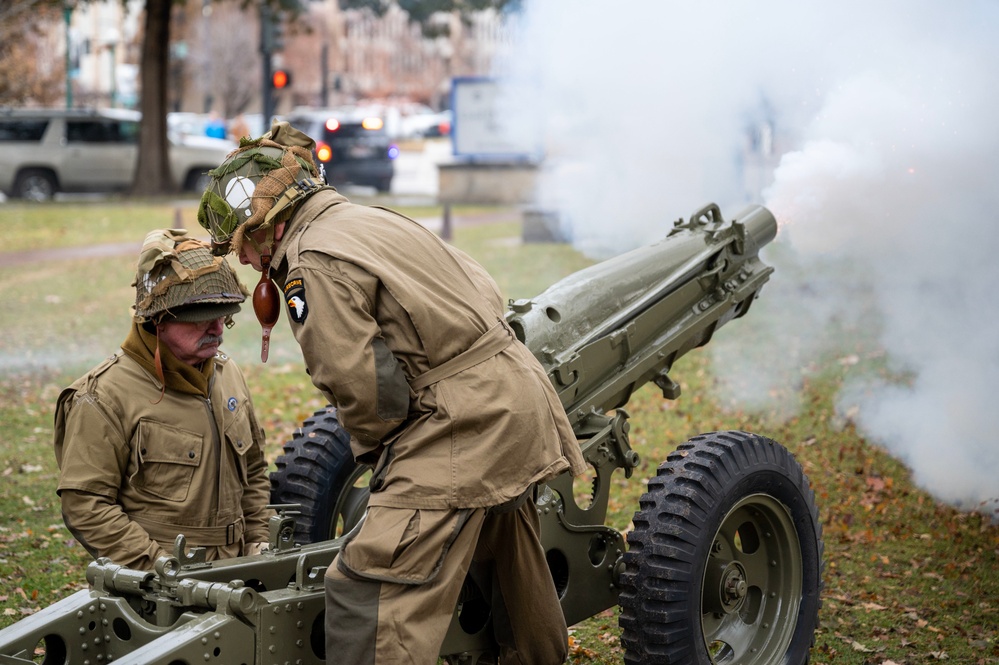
[0,108,234,201]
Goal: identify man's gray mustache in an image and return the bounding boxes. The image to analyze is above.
[199,334,223,347]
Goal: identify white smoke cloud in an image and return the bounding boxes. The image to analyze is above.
[496,0,999,509]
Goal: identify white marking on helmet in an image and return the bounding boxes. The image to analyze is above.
[224,176,255,217]
[142,271,165,292]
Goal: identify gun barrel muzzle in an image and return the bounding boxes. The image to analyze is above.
[737,205,778,251]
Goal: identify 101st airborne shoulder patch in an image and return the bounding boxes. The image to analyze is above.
[284,277,309,324]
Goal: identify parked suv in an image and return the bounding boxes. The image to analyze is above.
[0,108,234,201]
[283,107,397,193]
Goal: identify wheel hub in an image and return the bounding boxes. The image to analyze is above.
[722,565,748,605]
[705,559,749,615]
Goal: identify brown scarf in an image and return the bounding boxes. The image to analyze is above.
[121,322,215,398]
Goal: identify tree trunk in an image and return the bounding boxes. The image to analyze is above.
[132,0,176,197]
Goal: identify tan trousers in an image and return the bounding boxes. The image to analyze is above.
[325,499,568,664]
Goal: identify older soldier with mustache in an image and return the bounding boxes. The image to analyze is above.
[53,229,274,569]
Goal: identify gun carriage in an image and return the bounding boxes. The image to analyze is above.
[0,203,823,665]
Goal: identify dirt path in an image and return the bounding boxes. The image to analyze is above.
[0,208,523,268]
[0,241,144,267]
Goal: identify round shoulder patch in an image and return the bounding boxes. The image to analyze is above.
[227,396,238,412]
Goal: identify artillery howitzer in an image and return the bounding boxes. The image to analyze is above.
[0,203,823,664]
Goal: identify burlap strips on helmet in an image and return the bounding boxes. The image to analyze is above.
[133,230,245,321]
[202,138,318,257]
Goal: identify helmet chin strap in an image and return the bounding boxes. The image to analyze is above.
[249,226,281,363]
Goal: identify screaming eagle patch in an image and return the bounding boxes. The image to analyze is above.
[284,277,309,324]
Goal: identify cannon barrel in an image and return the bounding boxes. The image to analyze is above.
[508,203,777,429]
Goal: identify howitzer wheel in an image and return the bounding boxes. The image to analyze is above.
[270,406,371,544]
[618,431,823,665]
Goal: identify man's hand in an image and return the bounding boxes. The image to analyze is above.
[244,542,269,556]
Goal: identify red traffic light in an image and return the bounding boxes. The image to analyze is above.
[272,69,291,89]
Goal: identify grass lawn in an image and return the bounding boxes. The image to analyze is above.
[0,199,996,664]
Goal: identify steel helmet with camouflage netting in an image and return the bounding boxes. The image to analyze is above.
[132,228,247,325]
[197,120,325,258]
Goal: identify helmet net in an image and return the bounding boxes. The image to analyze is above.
[197,137,320,256]
[132,229,247,323]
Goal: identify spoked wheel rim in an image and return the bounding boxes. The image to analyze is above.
[701,493,802,664]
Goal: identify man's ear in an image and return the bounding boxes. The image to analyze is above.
[275,221,286,242]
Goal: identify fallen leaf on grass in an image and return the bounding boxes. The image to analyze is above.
[567,635,597,659]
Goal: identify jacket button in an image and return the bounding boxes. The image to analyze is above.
[236,440,243,447]
[140,448,147,455]
[188,451,196,459]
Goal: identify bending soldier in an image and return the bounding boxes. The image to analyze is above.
[198,122,585,664]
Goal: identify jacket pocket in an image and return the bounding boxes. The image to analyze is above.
[133,419,202,501]
[223,409,254,485]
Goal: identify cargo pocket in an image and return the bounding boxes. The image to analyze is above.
[337,507,473,585]
[133,420,202,501]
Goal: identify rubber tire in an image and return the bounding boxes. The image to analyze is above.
[14,169,57,201]
[269,406,371,545]
[618,431,823,665]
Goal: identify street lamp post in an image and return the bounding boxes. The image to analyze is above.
[102,27,121,108]
[109,43,117,107]
[63,1,74,108]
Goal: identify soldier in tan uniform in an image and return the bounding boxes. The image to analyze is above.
[198,122,586,664]
[54,230,274,570]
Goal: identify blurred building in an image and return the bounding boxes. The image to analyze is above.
[42,0,508,117]
[12,0,510,117]
[58,0,143,108]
